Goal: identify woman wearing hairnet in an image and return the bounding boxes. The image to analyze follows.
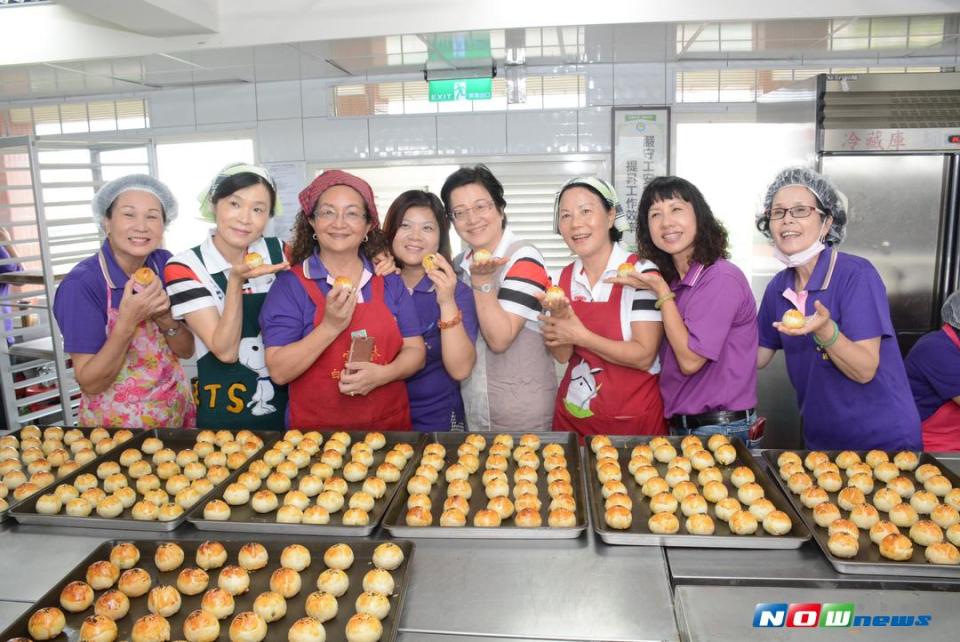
[904,291,960,451]
[756,167,920,450]
[53,175,196,427]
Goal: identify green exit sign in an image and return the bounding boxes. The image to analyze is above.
[428,78,492,102]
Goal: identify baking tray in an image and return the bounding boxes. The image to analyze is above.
[188,431,427,536]
[11,428,275,531]
[0,426,139,522]
[0,538,415,642]
[381,431,588,539]
[588,436,810,547]
[763,449,960,578]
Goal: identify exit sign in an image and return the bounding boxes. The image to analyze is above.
[428,78,492,102]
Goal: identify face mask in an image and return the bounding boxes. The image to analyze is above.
[773,218,829,268]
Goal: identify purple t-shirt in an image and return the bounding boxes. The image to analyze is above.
[0,245,24,345]
[904,327,960,421]
[758,248,921,450]
[260,251,422,350]
[658,259,758,417]
[405,276,479,432]
[53,241,171,354]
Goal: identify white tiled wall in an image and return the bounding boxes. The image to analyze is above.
[66,63,664,164]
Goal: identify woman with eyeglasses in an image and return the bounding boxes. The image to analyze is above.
[610,176,759,444]
[164,163,289,430]
[441,165,557,432]
[539,177,666,438]
[756,167,920,450]
[382,190,479,431]
[259,170,426,430]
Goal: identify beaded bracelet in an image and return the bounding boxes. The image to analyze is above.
[438,310,463,330]
[814,320,840,349]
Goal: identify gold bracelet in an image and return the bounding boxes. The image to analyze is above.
[438,310,462,330]
[655,292,676,310]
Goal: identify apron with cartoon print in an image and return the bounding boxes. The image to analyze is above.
[921,324,960,451]
[288,264,411,430]
[552,257,667,438]
[191,237,288,430]
[78,252,196,428]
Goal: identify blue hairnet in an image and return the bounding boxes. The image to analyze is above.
[92,174,178,229]
[758,167,847,246]
[943,290,960,329]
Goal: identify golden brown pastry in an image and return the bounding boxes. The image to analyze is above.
[269,567,301,599]
[800,487,829,509]
[154,543,185,572]
[196,540,228,570]
[872,488,902,513]
[218,566,250,596]
[201,588,236,620]
[925,542,960,565]
[748,498,776,521]
[879,533,914,561]
[315,569,349,597]
[404,506,432,527]
[252,591,286,623]
[28,607,66,641]
[362,568,394,596]
[837,487,866,511]
[870,520,900,545]
[548,508,577,527]
[763,510,793,535]
[228,611,268,642]
[850,503,880,530]
[737,482,765,506]
[910,490,939,515]
[130,613,171,642]
[323,543,354,570]
[345,612,382,642]
[714,444,737,466]
[828,518,859,539]
[729,510,759,535]
[60,580,95,612]
[889,502,920,528]
[355,591,391,620]
[304,591,338,622]
[827,532,859,558]
[147,585,182,617]
[932,504,960,529]
[472,508,501,527]
[177,568,209,596]
[279,544,311,572]
[925,475,953,497]
[182,609,220,642]
[684,513,715,535]
[893,450,919,471]
[440,508,467,527]
[86,560,120,590]
[787,472,813,495]
[715,498,742,523]
[372,542,404,570]
[909,520,944,546]
[95,589,130,621]
[649,512,681,534]
[79,614,118,642]
[118,568,152,598]
[604,505,632,529]
[109,542,140,569]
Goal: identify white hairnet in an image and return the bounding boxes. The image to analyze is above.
[92,174,178,229]
[757,167,847,246]
[943,290,960,329]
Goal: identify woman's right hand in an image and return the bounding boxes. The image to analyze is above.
[229,260,290,284]
[117,277,166,331]
[319,285,357,334]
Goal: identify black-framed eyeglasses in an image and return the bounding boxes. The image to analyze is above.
[768,205,822,220]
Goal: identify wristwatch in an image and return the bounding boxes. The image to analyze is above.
[472,282,494,294]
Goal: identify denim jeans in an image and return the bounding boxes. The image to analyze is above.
[669,412,760,449]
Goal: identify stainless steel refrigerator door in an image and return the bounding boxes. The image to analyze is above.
[820,154,946,342]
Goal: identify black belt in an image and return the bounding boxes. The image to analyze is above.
[669,409,753,430]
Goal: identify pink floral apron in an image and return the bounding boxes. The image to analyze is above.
[77,252,196,428]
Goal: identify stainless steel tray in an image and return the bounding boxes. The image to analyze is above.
[188,431,427,536]
[11,428,275,531]
[0,426,139,522]
[588,436,811,547]
[763,449,960,578]
[381,431,588,539]
[0,538,415,642]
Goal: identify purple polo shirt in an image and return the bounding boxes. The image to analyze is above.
[405,276,479,431]
[758,248,921,450]
[658,259,758,417]
[53,241,171,354]
[0,245,24,345]
[904,327,960,421]
[260,251,422,349]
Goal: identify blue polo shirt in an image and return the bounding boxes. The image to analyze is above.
[405,275,479,431]
[0,245,24,345]
[758,248,921,450]
[904,327,960,421]
[53,240,171,354]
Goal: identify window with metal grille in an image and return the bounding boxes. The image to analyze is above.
[0,99,149,136]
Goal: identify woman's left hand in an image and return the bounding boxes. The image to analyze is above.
[538,307,587,347]
[338,361,387,396]
[372,252,400,276]
[773,300,832,337]
[425,254,458,305]
[605,269,670,298]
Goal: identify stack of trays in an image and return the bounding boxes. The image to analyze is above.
[586,435,810,547]
[764,449,960,577]
[11,428,274,531]
[188,430,426,536]
[382,431,588,539]
[0,538,415,642]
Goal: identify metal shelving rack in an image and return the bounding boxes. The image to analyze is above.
[0,135,153,428]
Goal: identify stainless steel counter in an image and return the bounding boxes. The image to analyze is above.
[0,521,680,642]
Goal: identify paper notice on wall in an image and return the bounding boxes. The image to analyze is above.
[613,108,670,250]
[264,161,307,242]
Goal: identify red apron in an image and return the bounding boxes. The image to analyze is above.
[288,265,411,431]
[552,257,667,438]
[921,324,960,451]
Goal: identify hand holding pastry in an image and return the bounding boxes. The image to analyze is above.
[468,251,508,285]
[117,276,165,330]
[338,361,388,397]
[423,253,458,306]
[606,268,668,298]
[372,251,400,276]
[318,285,356,335]
[773,299,832,337]
[538,286,571,319]
[230,255,289,284]
[538,305,587,347]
